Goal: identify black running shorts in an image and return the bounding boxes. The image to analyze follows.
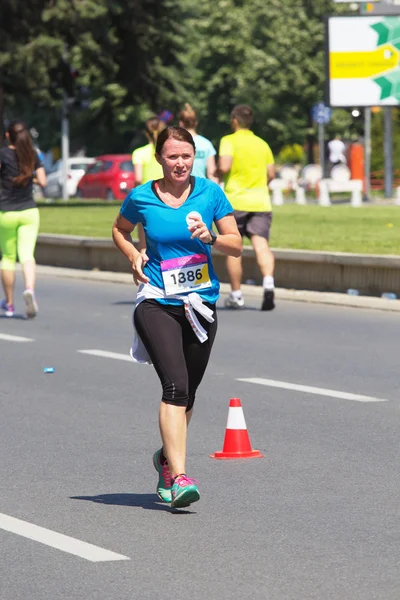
[233,210,273,240]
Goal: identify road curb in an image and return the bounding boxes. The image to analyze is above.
[35,265,400,313]
[34,235,400,297]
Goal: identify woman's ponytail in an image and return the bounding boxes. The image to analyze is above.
[178,104,198,130]
[8,121,36,187]
[145,117,166,148]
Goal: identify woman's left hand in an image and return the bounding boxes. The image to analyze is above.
[188,215,213,244]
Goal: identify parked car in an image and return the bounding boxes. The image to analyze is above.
[44,157,95,198]
[76,154,135,200]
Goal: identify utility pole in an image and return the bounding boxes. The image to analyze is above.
[384,107,393,198]
[382,0,394,198]
[357,2,372,200]
[61,90,69,201]
[318,122,325,179]
[359,0,395,199]
[60,45,73,202]
[364,107,371,200]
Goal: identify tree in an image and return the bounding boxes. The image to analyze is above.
[0,0,184,153]
[0,0,48,141]
[180,0,346,154]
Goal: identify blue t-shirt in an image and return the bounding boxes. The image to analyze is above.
[192,135,216,178]
[120,177,233,305]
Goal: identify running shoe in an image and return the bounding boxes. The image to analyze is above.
[224,294,245,309]
[261,289,275,311]
[23,289,38,318]
[171,474,200,508]
[152,448,172,503]
[1,299,14,317]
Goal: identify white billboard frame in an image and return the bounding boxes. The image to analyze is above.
[326,15,400,107]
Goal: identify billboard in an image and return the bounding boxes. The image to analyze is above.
[327,16,400,106]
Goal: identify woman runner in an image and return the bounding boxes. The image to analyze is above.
[112,126,242,508]
[0,121,46,318]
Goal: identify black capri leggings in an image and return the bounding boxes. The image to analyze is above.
[134,299,218,411]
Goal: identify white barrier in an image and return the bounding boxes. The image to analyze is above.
[270,175,363,207]
[301,164,322,189]
[295,185,307,205]
[319,180,331,207]
[319,179,363,208]
[270,177,306,205]
[395,187,400,206]
[330,163,351,183]
[269,178,285,206]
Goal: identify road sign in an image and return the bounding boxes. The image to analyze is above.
[327,16,400,106]
[312,102,332,124]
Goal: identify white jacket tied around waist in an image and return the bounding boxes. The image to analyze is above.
[130,283,215,364]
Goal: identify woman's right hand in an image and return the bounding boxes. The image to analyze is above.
[131,252,150,285]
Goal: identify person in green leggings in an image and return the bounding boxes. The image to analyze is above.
[0,120,46,317]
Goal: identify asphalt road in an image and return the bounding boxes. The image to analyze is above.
[0,274,399,600]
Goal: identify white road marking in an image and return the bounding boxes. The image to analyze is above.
[0,513,130,562]
[0,333,34,343]
[78,349,131,362]
[237,377,388,403]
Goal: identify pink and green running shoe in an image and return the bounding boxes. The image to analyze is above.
[171,474,200,508]
[1,299,14,317]
[152,448,172,503]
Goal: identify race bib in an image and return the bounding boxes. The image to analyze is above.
[161,253,211,296]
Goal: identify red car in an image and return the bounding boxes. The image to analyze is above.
[77,154,135,200]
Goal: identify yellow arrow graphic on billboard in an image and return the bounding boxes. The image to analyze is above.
[330,44,400,79]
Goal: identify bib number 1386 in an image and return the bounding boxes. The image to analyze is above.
[170,268,203,285]
[160,253,212,295]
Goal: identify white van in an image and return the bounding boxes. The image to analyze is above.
[44,157,95,198]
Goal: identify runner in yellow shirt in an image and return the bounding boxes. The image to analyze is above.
[132,117,166,185]
[219,105,276,311]
[132,117,166,250]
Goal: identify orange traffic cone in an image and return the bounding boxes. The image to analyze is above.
[210,398,264,460]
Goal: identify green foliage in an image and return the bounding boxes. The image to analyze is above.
[178,0,345,152]
[0,0,375,158]
[277,144,306,165]
[0,0,184,153]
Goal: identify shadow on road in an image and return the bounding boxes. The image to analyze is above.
[217,306,260,312]
[0,314,27,320]
[70,493,194,515]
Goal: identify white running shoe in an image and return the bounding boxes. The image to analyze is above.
[23,289,38,318]
[224,294,245,309]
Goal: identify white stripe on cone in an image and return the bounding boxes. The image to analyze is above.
[226,406,247,430]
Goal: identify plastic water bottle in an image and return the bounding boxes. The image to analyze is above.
[381,292,397,300]
[43,367,55,374]
[347,289,359,296]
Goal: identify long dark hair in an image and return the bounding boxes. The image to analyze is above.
[8,121,36,187]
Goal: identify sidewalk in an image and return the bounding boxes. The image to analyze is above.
[35,265,400,313]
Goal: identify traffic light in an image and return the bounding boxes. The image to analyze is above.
[50,59,79,100]
[60,59,79,99]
